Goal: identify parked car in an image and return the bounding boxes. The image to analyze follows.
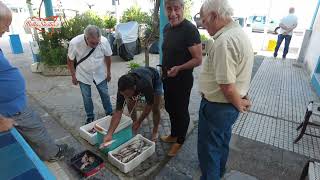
[247,15,280,34]
[193,13,203,29]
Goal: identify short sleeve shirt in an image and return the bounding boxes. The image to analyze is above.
[162,19,201,77]
[0,49,27,116]
[115,67,159,111]
[199,21,254,103]
[68,34,112,85]
[280,14,298,35]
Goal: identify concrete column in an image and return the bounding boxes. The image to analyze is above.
[297,29,312,63]
[159,0,168,64]
[26,1,39,42]
[297,0,320,63]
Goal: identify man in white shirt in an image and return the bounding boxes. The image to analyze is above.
[273,7,298,59]
[67,25,113,124]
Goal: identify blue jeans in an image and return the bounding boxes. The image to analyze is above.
[198,98,239,180]
[273,34,292,58]
[79,80,112,119]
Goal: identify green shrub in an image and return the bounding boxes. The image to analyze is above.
[121,6,152,25]
[39,32,67,66]
[103,15,117,29]
[200,33,210,42]
[39,11,116,66]
[60,11,105,41]
[184,0,193,20]
[128,62,141,71]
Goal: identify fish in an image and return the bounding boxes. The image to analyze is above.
[79,154,96,170]
[99,140,116,149]
[112,139,150,163]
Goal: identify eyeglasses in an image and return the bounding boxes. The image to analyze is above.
[200,13,211,25]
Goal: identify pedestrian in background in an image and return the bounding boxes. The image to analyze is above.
[273,7,298,59]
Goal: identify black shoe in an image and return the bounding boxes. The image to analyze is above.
[282,56,286,59]
[220,168,226,178]
[85,117,94,124]
[273,53,277,58]
[106,112,113,116]
[48,144,68,162]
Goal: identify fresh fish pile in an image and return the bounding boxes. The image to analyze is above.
[80,153,96,170]
[88,127,96,134]
[112,139,150,163]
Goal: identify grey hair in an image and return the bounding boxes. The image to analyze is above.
[164,0,184,7]
[201,0,233,19]
[84,25,101,38]
[0,1,12,21]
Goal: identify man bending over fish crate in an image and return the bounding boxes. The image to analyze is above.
[103,66,163,144]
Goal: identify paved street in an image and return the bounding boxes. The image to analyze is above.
[0,36,318,179]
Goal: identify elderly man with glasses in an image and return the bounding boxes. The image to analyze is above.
[67,25,113,124]
[198,0,254,179]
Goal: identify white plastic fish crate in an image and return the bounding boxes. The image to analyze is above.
[108,134,155,173]
[79,116,110,145]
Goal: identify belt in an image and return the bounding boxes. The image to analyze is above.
[200,93,211,103]
[200,93,248,101]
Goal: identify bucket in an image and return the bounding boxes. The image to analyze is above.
[267,39,277,51]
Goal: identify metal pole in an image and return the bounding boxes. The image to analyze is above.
[26,1,39,42]
[44,0,54,17]
[261,0,273,51]
[159,0,168,64]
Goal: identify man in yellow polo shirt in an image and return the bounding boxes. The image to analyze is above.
[198,0,254,179]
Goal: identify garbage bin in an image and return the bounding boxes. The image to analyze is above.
[9,34,23,54]
[267,39,277,51]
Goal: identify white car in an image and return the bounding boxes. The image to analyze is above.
[247,15,280,34]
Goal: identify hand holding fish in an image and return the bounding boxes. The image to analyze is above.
[101,134,115,149]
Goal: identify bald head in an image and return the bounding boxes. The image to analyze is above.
[0,1,12,37]
[0,1,12,21]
